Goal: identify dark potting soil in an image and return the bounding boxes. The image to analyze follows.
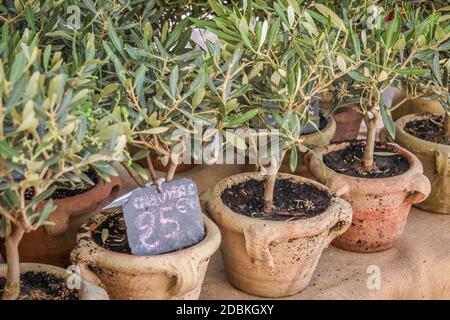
[0,271,78,300]
[221,178,331,221]
[25,167,99,200]
[404,114,450,146]
[323,141,410,178]
[93,211,132,254]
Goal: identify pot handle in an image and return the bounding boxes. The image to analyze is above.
[44,208,71,236]
[435,149,450,177]
[106,177,122,199]
[405,173,431,205]
[43,178,122,236]
[378,128,392,143]
[75,260,106,291]
[327,177,351,197]
[325,198,353,246]
[243,225,275,269]
[200,188,214,217]
[304,151,314,171]
[71,241,105,286]
[167,256,200,299]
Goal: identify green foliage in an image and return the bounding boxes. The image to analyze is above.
[0,32,125,237]
[330,4,450,140]
[193,0,359,170]
[0,0,449,231]
[429,51,450,115]
[95,15,221,180]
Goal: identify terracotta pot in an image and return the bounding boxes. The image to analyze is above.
[308,141,431,252]
[0,177,122,267]
[71,209,221,300]
[0,263,109,300]
[205,172,353,298]
[127,143,195,173]
[319,95,363,143]
[331,107,363,142]
[391,92,443,121]
[391,113,450,214]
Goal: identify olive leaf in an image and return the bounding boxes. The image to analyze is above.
[101,228,110,243]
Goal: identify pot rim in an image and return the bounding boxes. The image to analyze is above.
[72,209,221,272]
[395,112,450,153]
[308,140,424,186]
[0,262,71,279]
[49,176,118,206]
[0,262,109,300]
[206,172,351,237]
[302,115,336,140]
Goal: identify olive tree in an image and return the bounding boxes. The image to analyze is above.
[194,0,360,213]
[0,32,125,300]
[333,5,449,171]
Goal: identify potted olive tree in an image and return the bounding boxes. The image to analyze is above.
[202,1,354,298]
[392,50,450,214]
[308,6,443,252]
[387,2,449,120]
[192,1,350,177]
[0,4,125,267]
[0,36,124,300]
[70,20,221,300]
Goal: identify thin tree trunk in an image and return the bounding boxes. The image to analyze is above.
[444,112,450,137]
[262,152,285,214]
[166,160,178,182]
[144,155,158,183]
[2,227,25,300]
[362,109,379,172]
[121,163,145,188]
[263,174,276,213]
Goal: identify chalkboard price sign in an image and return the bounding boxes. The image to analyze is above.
[122,178,205,256]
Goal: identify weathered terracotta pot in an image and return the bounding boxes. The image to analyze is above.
[71,209,221,300]
[331,107,363,142]
[319,95,363,143]
[391,93,443,121]
[0,263,109,300]
[0,177,122,267]
[391,113,450,214]
[127,144,195,173]
[308,141,431,252]
[205,172,353,298]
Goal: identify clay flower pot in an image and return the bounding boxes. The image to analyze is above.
[308,141,431,252]
[331,107,363,143]
[279,117,336,177]
[319,95,363,143]
[127,143,195,173]
[391,113,450,214]
[0,177,122,267]
[71,209,221,300]
[0,263,109,300]
[391,94,443,121]
[205,172,352,298]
